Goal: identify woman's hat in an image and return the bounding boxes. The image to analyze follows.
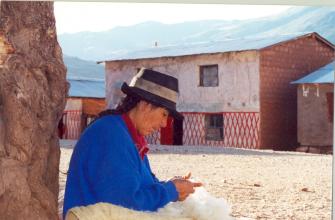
[121,68,183,120]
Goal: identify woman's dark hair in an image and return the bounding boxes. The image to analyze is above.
[98,95,141,118]
[88,95,160,127]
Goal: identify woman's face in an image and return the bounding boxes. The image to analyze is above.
[136,102,169,136]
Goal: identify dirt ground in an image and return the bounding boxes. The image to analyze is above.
[59,141,332,220]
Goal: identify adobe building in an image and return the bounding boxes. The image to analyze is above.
[100,32,334,150]
[61,78,106,139]
[292,61,334,153]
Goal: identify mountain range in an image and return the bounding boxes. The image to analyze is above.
[63,55,104,80]
[59,6,335,79]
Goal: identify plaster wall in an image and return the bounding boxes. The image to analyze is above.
[105,51,260,113]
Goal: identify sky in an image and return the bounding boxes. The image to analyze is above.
[54,3,291,34]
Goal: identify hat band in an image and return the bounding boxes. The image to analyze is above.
[131,78,177,103]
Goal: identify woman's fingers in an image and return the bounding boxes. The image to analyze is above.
[192,182,203,187]
[172,176,203,201]
[183,172,191,179]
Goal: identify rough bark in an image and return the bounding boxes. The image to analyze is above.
[0,2,68,219]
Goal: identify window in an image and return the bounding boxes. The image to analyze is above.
[205,114,224,141]
[326,92,333,123]
[199,65,218,87]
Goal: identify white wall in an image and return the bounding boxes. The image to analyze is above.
[105,51,260,112]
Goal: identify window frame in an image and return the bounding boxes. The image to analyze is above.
[199,64,219,87]
[205,113,224,141]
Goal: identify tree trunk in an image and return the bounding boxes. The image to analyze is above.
[0,2,67,219]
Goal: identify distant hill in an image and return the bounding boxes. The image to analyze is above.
[59,20,232,61]
[59,6,335,61]
[63,55,104,80]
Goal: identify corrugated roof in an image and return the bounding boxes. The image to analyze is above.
[99,32,334,62]
[68,78,105,98]
[291,61,334,84]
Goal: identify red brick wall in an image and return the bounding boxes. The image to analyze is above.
[259,34,334,150]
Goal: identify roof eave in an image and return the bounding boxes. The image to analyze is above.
[102,49,257,63]
[261,32,335,51]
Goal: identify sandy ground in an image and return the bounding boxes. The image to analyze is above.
[59,140,332,220]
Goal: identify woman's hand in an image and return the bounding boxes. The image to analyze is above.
[171,172,202,201]
[170,172,192,181]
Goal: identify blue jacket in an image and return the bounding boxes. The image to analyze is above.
[63,115,178,218]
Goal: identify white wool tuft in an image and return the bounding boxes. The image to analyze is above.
[66,187,234,220]
[157,187,233,220]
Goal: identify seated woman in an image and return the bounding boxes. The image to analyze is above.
[63,68,202,219]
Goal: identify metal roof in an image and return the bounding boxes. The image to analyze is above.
[99,32,334,62]
[67,78,105,98]
[291,61,334,84]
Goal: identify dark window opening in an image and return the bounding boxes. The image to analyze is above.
[326,92,333,123]
[173,117,183,145]
[199,65,219,87]
[205,114,224,141]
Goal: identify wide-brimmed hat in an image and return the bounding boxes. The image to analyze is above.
[121,68,183,120]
